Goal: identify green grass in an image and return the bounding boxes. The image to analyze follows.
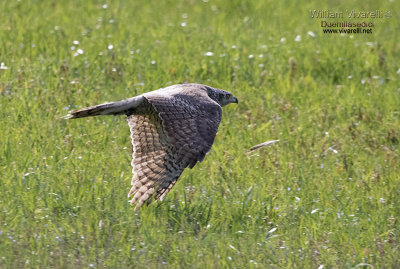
[1,0,399,268]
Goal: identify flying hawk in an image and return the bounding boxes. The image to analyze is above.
[65,83,238,209]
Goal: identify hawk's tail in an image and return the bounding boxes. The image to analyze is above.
[64,95,145,119]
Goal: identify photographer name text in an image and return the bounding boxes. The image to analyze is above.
[309,10,392,19]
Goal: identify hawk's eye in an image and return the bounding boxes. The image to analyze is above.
[225,94,231,99]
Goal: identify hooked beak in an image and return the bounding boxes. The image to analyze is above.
[233,97,238,104]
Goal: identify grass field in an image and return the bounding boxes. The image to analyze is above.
[1,0,399,268]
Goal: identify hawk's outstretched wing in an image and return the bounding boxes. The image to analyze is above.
[127,96,222,209]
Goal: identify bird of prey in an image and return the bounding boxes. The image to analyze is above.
[65,83,238,209]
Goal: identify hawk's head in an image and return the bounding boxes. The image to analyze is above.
[205,86,238,107]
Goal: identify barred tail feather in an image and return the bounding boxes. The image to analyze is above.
[64,95,145,119]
